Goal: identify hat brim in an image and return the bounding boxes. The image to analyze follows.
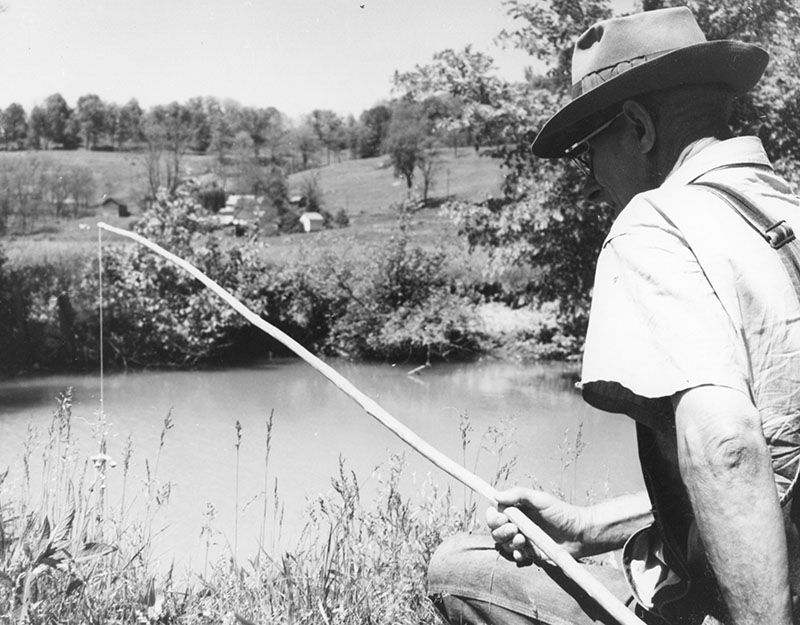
[531,41,769,158]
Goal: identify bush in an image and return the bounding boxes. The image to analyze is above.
[328,226,482,361]
[333,207,350,228]
[0,187,518,373]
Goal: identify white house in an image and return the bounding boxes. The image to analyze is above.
[299,211,324,233]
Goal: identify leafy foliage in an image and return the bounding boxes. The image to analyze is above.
[1,181,488,372]
[394,0,800,337]
[326,223,481,361]
[89,186,251,367]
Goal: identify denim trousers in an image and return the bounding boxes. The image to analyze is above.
[427,532,645,625]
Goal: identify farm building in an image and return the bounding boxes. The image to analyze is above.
[101,197,129,218]
[226,194,264,212]
[299,211,324,233]
[216,206,235,226]
[289,194,307,208]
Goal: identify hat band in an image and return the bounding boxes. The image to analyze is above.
[571,48,678,99]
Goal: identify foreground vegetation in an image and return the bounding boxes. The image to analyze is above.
[0,389,515,624]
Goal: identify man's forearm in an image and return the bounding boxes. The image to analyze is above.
[675,386,794,625]
[580,490,653,557]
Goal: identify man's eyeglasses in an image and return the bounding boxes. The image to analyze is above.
[565,111,625,177]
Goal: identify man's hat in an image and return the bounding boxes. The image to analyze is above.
[531,7,769,158]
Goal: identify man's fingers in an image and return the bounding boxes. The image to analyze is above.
[490,521,519,544]
[485,506,509,530]
[494,486,532,508]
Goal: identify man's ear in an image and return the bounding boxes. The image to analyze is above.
[622,100,656,154]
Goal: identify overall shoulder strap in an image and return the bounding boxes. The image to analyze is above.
[690,175,800,302]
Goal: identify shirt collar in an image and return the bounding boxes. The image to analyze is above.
[661,136,772,188]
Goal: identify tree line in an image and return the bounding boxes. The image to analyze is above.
[0,91,496,228]
[0,93,486,176]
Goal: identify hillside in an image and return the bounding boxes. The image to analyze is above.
[287,150,504,217]
[2,149,506,267]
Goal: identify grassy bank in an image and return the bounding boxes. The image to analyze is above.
[0,388,510,624]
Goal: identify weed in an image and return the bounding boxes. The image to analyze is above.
[0,389,540,624]
[556,423,588,504]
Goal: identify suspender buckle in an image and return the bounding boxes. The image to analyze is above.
[766,221,795,249]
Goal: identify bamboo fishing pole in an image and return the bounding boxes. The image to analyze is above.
[96,221,645,625]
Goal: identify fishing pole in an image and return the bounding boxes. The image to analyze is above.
[96,221,645,625]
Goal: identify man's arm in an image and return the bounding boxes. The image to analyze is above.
[488,488,652,565]
[673,385,794,625]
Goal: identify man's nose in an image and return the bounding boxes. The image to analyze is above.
[581,176,605,203]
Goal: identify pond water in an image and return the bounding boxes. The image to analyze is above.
[0,358,643,573]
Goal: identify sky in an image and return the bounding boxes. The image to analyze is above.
[0,0,635,121]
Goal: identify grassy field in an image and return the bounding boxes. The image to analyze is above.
[2,148,505,268]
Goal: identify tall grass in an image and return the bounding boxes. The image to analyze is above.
[0,389,176,623]
[0,389,533,624]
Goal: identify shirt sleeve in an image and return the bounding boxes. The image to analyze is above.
[581,203,749,420]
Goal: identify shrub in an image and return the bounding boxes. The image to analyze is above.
[329,225,482,361]
[333,207,350,228]
[77,185,258,368]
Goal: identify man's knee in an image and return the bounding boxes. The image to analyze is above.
[427,532,632,625]
[427,532,550,625]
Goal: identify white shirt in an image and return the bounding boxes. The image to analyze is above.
[581,136,800,498]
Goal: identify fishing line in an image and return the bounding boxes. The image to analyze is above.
[97,224,104,415]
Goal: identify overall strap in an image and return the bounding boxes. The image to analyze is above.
[690,168,800,596]
[690,175,800,300]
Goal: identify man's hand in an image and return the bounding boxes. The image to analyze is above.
[487,488,653,567]
[486,487,589,566]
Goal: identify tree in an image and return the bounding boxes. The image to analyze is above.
[116,99,144,148]
[394,45,514,150]
[230,130,262,194]
[186,96,211,153]
[417,143,442,206]
[394,0,800,333]
[76,94,107,149]
[66,165,95,214]
[238,106,284,162]
[309,109,346,165]
[43,93,73,148]
[104,102,120,148]
[43,161,69,218]
[207,97,237,162]
[358,104,392,158]
[28,106,48,150]
[290,124,320,170]
[143,102,194,195]
[343,114,360,159]
[0,155,45,233]
[1,103,27,150]
[384,101,431,190]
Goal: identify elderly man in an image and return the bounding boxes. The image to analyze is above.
[428,7,800,625]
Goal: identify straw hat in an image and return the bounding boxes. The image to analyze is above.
[531,7,768,158]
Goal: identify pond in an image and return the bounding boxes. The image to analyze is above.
[0,358,643,573]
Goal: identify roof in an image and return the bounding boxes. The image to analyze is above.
[300,211,324,221]
[101,196,127,208]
